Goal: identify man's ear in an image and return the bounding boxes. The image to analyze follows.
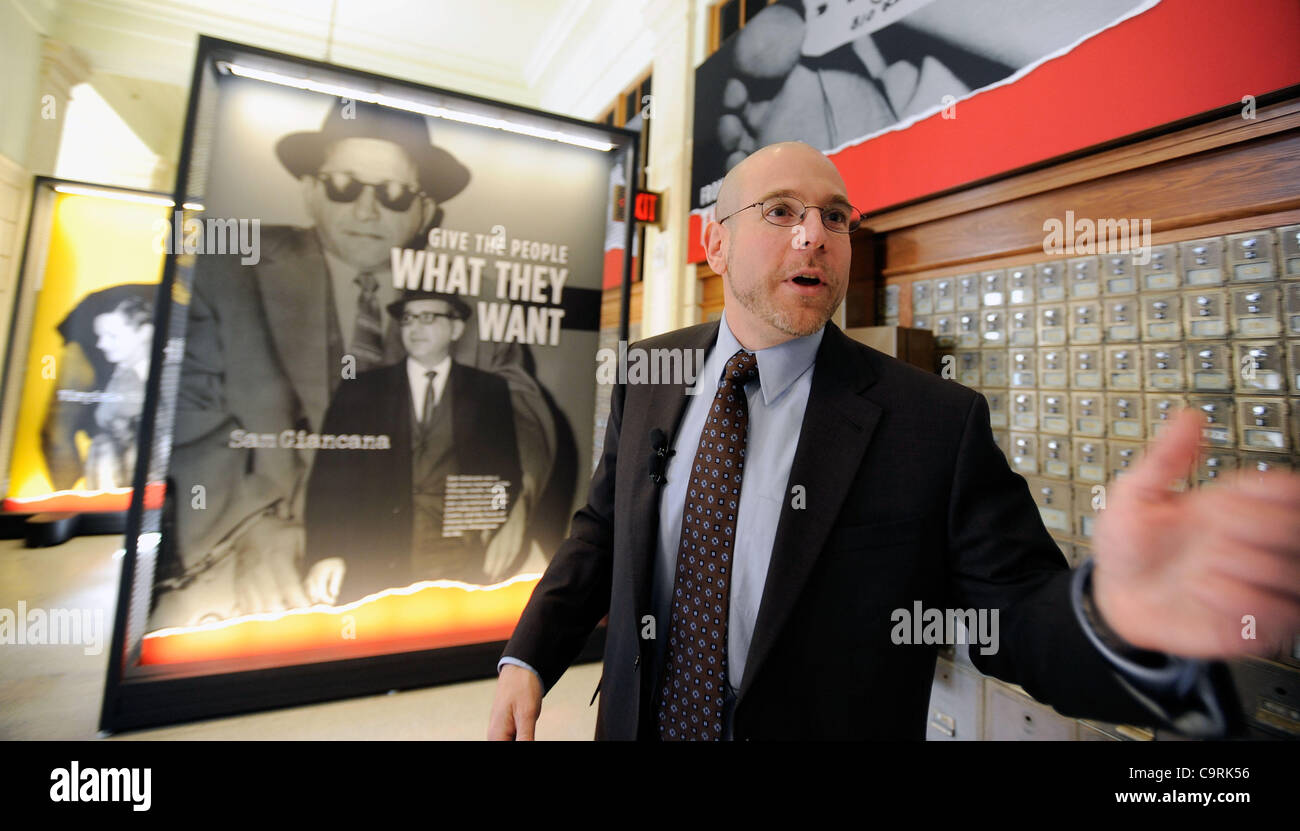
[450,318,466,341]
[703,218,729,277]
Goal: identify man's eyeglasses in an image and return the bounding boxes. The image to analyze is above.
[717,196,863,234]
[316,171,425,212]
[399,311,458,326]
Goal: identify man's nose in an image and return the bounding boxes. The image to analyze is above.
[797,208,829,249]
[352,184,381,220]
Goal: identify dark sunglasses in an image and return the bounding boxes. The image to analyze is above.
[315,171,425,212]
[399,311,458,326]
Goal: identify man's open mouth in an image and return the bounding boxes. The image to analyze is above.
[791,274,822,286]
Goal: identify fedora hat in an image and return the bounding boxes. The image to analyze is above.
[387,289,472,321]
[276,100,470,203]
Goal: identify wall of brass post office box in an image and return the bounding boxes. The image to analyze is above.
[865,90,1300,740]
[898,222,1300,707]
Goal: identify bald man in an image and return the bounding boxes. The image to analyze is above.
[489,141,1300,741]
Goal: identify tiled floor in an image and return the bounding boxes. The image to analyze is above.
[0,534,598,740]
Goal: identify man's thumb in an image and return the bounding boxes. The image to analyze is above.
[1122,408,1204,496]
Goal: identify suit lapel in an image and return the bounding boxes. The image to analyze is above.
[738,323,882,700]
[257,229,331,427]
[629,321,721,612]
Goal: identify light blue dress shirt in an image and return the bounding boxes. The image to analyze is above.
[501,311,822,730]
[650,311,822,697]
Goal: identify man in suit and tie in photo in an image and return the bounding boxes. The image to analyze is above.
[489,140,1300,740]
[153,102,552,627]
[301,290,523,605]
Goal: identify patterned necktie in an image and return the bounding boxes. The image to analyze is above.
[421,369,439,430]
[657,349,759,741]
[351,271,385,372]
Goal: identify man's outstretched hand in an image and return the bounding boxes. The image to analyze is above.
[1091,409,1300,659]
[487,665,543,741]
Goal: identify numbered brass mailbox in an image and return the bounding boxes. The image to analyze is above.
[981,269,1006,308]
[1037,262,1066,302]
[956,274,980,311]
[1233,340,1286,395]
[1010,431,1038,475]
[981,309,1006,345]
[912,278,933,316]
[985,389,1009,429]
[1189,342,1233,392]
[1069,347,1104,389]
[1072,437,1108,483]
[1139,245,1179,292]
[983,349,1009,387]
[1101,253,1136,295]
[1141,292,1182,341]
[1237,398,1289,453]
[1178,237,1225,287]
[1109,439,1144,480]
[1188,395,1235,447]
[1182,289,1229,339]
[1011,391,1037,430]
[1230,285,1282,339]
[1226,230,1276,283]
[1104,298,1140,342]
[1038,349,1068,389]
[1107,393,1145,440]
[884,283,900,320]
[1039,392,1070,435]
[1068,256,1101,299]
[1143,344,1185,391]
[1071,393,1106,437]
[1069,300,1103,344]
[934,276,956,312]
[933,314,955,347]
[1073,483,1101,541]
[957,350,981,386]
[1007,308,1036,347]
[1104,346,1143,391]
[1037,303,1067,346]
[1027,477,1072,536]
[1007,267,1034,306]
[957,312,980,349]
[1040,435,1071,479]
[1279,224,1300,279]
[1008,350,1033,388]
[1284,282,1300,337]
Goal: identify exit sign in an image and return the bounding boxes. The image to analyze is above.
[613,186,663,227]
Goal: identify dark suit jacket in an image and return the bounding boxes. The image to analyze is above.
[504,320,1166,740]
[304,360,522,601]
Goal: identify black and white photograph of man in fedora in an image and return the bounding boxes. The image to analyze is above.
[151,96,560,628]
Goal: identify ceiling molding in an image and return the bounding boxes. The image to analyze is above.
[522,0,591,87]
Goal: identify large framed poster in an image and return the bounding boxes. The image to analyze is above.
[0,180,168,519]
[100,37,639,731]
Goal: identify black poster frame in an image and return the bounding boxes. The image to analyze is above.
[100,35,637,733]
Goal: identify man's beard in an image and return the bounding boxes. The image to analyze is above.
[730,271,839,338]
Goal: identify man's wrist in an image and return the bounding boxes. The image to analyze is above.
[498,656,544,686]
[1072,559,1194,690]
